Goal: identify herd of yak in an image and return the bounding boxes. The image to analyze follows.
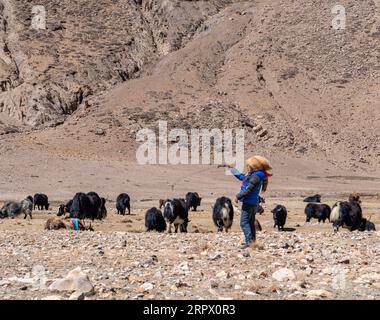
[0,191,376,233]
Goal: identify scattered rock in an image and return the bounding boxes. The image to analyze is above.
[306,289,333,298]
[69,291,85,300]
[253,124,263,133]
[339,258,350,264]
[259,129,268,137]
[372,282,380,289]
[49,267,94,294]
[259,270,268,278]
[0,225,378,300]
[216,271,229,279]
[209,253,222,261]
[242,251,250,258]
[139,282,154,292]
[41,295,64,300]
[272,268,296,282]
[95,128,106,136]
[178,262,189,272]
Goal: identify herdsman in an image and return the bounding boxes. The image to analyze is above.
[229,155,272,249]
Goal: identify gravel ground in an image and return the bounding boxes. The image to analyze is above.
[0,224,379,300]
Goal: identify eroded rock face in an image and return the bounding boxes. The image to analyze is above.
[0,0,233,127]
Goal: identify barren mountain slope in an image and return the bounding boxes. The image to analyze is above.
[0,0,379,198]
[0,0,234,126]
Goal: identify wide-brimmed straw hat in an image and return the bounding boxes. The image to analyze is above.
[246,155,272,172]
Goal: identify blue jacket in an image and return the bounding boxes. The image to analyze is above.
[230,168,266,205]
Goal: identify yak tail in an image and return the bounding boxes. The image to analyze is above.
[330,203,341,222]
[222,203,230,220]
[221,209,228,221]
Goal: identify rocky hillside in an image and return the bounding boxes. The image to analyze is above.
[0,0,379,172]
[0,0,233,126]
